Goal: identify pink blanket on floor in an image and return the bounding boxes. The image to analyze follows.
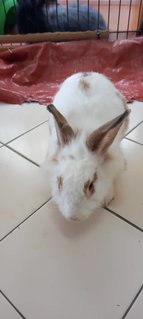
[0,37,143,105]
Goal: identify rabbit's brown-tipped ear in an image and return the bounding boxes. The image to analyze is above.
[47,104,75,146]
[86,110,130,155]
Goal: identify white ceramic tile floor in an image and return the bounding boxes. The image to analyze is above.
[0,147,51,240]
[9,122,49,165]
[126,101,143,134]
[0,102,49,144]
[109,139,143,229]
[0,101,143,319]
[0,201,143,319]
[127,122,143,145]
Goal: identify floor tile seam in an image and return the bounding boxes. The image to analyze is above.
[0,290,27,319]
[105,208,143,232]
[0,197,52,242]
[125,137,143,146]
[4,144,39,167]
[1,119,49,145]
[122,284,143,318]
[125,120,143,137]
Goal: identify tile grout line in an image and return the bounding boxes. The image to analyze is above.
[0,290,27,319]
[121,284,143,319]
[0,197,52,242]
[125,120,143,137]
[1,119,49,146]
[125,137,143,146]
[105,208,143,232]
[5,144,39,167]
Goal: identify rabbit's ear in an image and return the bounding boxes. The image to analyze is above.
[86,110,130,155]
[47,104,75,146]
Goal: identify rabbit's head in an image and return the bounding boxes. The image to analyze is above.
[47,104,129,221]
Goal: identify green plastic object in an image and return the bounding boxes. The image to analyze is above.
[0,0,17,34]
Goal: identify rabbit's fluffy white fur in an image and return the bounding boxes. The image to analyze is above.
[45,72,130,221]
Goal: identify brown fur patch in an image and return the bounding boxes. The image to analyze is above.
[104,152,114,162]
[48,104,75,146]
[49,154,57,162]
[93,173,98,182]
[80,79,90,91]
[84,180,91,198]
[84,173,97,198]
[57,176,63,191]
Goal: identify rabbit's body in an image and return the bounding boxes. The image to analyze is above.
[45,4,106,32]
[52,72,127,134]
[17,0,106,34]
[46,72,130,221]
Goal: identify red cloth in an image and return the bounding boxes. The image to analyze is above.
[0,37,143,105]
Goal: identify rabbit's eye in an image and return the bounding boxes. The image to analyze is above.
[89,182,94,193]
[84,180,95,198]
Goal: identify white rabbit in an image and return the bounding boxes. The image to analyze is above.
[46,72,130,221]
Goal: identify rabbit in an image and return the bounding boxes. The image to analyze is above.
[16,0,107,34]
[45,72,130,221]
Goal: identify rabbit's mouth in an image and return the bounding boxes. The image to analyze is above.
[68,216,80,222]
